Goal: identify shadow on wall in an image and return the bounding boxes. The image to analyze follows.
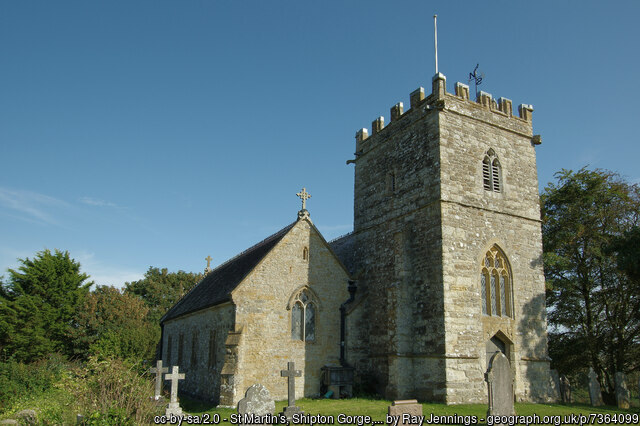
[518,292,554,402]
[530,253,544,270]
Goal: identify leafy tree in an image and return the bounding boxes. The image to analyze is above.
[124,267,203,323]
[69,286,158,362]
[607,226,640,283]
[542,168,640,398]
[0,249,92,362]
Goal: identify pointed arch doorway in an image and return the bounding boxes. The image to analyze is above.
[486,334,509,368]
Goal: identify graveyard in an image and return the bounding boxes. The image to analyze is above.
[2,3,640,425]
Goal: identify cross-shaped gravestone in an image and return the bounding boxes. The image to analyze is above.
[296,188,311,211]
[205,255,213,269]
[280,361,303,419]
[149,360,168,400]
[165,366,185,416]
[281,361,301,407]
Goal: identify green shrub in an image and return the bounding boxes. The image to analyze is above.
[0,353,68,413]
[67,356,160,424]
[84,407,135,425]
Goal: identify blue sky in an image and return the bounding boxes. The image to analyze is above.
[1,1,639,288]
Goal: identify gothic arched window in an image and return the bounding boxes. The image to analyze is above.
[481,246,512,317]
[483,149,502,193]
[289,288,317,341]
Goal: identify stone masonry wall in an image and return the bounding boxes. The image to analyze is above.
[438,89,551,403]
[351,88,446,401]
[161,302,235,404]
[349,74,552,403]
[231,218,350,405]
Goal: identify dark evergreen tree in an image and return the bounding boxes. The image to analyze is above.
[0,249,92,362]
[542,168,640,398]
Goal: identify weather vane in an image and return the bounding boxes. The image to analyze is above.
[468,64,484,99]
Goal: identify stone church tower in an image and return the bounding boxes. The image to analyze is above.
[332,73,552,403]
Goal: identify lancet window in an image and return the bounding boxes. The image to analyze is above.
[289,287,317,341]
[481,246,512,317]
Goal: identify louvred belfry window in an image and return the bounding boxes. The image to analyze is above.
[483,149,502,193]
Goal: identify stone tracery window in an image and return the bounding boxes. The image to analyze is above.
[481,246,512,317]
[483,149,501,193]
[289,287,317,341]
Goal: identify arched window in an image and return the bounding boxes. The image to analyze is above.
[289,288,317,341]
[483,149,502,193]
[302,247,309,261]
[481,246,512,317]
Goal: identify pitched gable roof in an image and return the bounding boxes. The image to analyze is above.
[329,232,356,275]
[161,221,295,323]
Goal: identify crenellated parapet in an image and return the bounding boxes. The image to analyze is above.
[353,72,534,149]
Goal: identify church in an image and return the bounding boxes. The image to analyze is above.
[160,70,555,406]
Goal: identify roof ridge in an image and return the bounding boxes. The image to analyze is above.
[209,221,296,273]
[328,231,354,244]
[160,220,297,323]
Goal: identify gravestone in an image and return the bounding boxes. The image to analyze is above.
[614,372,630,409]
[149,359,168,400]
[165,366,185,417]
[587,368,604,407]
[388,400,423,425]
[485,352,515,420]
[549,370,561,402]
[16,410,37,425]
[237,384,276,425]
[559,375,572,403]
[280,361,303,419]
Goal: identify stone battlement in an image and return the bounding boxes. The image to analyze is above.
[355,73,533,145]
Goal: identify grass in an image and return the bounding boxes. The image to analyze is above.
[180,397,640,426]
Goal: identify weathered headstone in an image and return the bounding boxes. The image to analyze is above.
[237,384,276,425]
[150,359,168,400]
[559,375,572,403]
[165,366,185,417]
[549,370,561,402]
[587,368,604,407]
[615,372,630,409]
[388,400,423,425]
[485,352,515,420]
[16,410,37,425]
[280,361,303,419]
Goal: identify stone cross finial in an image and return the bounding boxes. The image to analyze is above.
[204,255,213,274]
[296,188,311,211]
[149,360,168,400]
[280,361,302,407]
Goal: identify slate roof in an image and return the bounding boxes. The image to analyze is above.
[161,221,296,323]
[329,232,356,275]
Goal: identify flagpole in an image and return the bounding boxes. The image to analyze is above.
[434,14,438,74]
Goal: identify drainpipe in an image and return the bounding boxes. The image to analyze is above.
[339,280,357,366]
